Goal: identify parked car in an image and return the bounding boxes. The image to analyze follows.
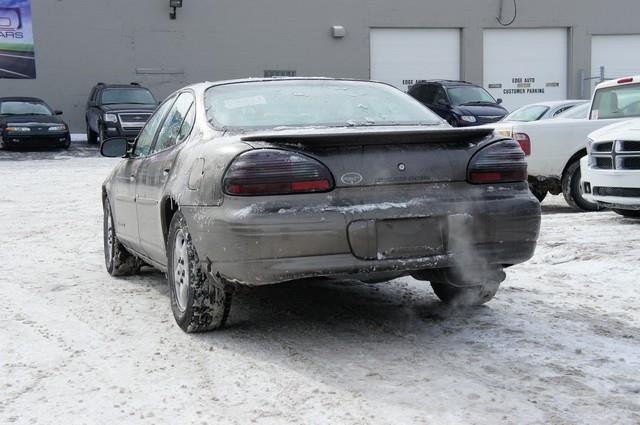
[408,80,508,127]
[100,78,540,332]
[501,100,589,123]
[581,85,640,218]
[0,97,70,150]
[489,77,640,210]
[85,82,157,144]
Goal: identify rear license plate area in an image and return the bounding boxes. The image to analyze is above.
[376,217,445,259]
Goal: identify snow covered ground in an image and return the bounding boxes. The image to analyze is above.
[1,144,639,425]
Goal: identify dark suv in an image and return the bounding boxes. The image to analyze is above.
[85,83,157,144]
[408,80,508,127]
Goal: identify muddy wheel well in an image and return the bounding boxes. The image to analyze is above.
[163,197,179,246]
[562,148,587,180]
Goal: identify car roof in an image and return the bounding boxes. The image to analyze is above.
[183,77,396,94]
[95,83,150,89]
[411,80,476,87]
[0,96,46,102]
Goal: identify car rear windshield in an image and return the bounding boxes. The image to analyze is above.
[101,88,156,105]
[591,83,640,119]
[204,80,443,130]
[504,105,549,122]
[447,86,497,106]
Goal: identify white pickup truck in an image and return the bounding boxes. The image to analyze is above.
[491,78,640,211]
[580,78,640,218]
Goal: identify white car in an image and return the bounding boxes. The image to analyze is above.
[502,100,589,123]
[582,114,640,218]
[490,80,640,210]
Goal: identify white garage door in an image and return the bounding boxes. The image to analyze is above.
[370,28,460,92]
[484,28,568,111]
[592,35,640,86]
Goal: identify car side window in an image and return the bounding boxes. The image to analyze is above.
[553,106,571,117]
[434,87,449,105]
[412,85,437,105]
[133,96,176,158]
[152,92,195,153]
[177,103,196,143]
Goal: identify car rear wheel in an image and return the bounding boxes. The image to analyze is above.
[104,199,139,276]
[562,160,600,212]
[167,211,233,333]
[613,209,640,218]
[431,281,500,306]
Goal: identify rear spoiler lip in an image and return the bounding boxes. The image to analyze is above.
[240,126,496,145]
[240,127,494,142]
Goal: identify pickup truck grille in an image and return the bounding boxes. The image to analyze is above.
[591,140,640,170]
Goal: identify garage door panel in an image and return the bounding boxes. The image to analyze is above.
[592,35,640,85]
[484,29,568,111]
[370,28,460,92]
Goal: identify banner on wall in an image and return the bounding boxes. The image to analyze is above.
[0,0,35,79]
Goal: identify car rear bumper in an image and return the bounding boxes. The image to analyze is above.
[581,157,640,209]
[181,182,540,286]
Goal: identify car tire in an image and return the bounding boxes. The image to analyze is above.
[431,281,500,307]
[562,160,600,212]
[613,209,640,218]
[167,211,233,333]
[87,124,98,145]
[529,184,547,203]
[104,199,139,276]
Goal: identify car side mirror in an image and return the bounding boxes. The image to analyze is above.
[497,98,503,105]
[54,110,63,115]
[101,138,130,158]
[437,98,449,107]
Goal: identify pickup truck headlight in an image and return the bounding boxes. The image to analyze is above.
[103,113,118,123]
[48,125,67,132]
[6,126,31,132]
[460,115,477,123]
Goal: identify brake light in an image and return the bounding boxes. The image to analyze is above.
[617,77,634,84]
[223,149,334,196]
[468,140,527,184]
[513,132,531,156]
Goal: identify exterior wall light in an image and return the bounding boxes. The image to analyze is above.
[332,26,346,39]
[169,0,183,20]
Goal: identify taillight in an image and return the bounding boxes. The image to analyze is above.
[617,77,634,84]
[223,149,334,196]
[513,133,531,156]
[468,140,527,184]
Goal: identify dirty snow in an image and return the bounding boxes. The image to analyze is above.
[1,145,639,425]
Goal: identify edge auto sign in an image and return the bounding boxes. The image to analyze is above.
[0,0,35,79]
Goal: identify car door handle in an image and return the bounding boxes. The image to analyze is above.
[129,174,135,182]
[163,168,171,176]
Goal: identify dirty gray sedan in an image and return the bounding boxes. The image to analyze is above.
[101,78,540,332]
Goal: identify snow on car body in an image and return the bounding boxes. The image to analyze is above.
[100,78,541,332]
[489,81,640,210]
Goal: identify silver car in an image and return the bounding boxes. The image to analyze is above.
[101,78,540,332]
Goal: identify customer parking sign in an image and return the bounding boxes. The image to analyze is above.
[0,0,35,78]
